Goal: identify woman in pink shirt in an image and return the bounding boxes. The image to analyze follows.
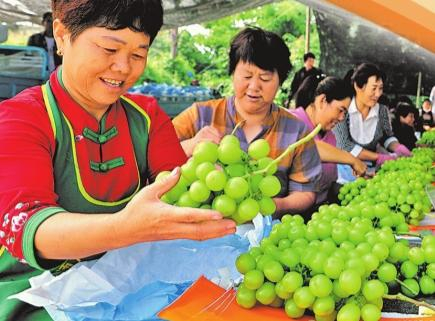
[289,75,367,205]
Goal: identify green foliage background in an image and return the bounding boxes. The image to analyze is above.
[140,1,320,106]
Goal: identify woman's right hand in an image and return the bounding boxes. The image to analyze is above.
[117,167,236,244]
[351,157,367,177]
[181,126,222,156]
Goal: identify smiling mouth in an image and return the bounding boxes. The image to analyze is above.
[100,77,124,88]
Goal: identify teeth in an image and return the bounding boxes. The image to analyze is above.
[102,78,123,86]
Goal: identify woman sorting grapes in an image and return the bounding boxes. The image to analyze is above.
[172,27,322,217]
[0,1,236,320]
[289,75,367,205]
[333,63,411,182]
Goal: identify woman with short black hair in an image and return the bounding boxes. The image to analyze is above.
[173,27,322,218]
[0,1,235,319]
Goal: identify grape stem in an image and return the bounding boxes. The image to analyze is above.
[231,120,246,135]
[252,124,322,176]
[383,293,435,312]
[395,232,422,238]
[395,278,419,296]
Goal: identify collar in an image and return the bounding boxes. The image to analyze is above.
[349,97,380,120]
[226,96,277,132]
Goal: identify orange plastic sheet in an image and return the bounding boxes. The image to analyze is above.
[159,276,435,321]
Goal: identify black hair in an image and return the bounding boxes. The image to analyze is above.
[349,63,386,90]
[52,0,163,44]
[422,98,432,104]
[42,12,53,23]
[395,102,416,119]
[295,75,353,109]
[228,27,292,85]
[303,52,315,62]
[378,95,391,108]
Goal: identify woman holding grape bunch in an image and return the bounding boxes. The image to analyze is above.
[0,1,236,320]
[173,27,322,217]
[290,75,367,205]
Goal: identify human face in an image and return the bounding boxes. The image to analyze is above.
[232,61,280,115]
[305,57,315,70]
[315,95,351,131]
[400,113,415,127]
[43,16,53,37]
[423,101,432,112]
[54,22,150,118]
[355,76,383,108]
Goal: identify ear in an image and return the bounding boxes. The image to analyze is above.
[353,82,361,93]
[316,94,327,110]
[53,19,69,52]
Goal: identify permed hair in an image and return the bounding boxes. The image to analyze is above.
[51,0,163,44]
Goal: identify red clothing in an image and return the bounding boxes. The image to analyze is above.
[0,71,187,261]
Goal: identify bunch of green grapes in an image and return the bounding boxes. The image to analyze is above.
[157,136,280,224]
[235,209,435,321]
[157,124,322,224]
[417,131,435,146]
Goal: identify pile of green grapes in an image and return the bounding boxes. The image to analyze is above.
[417,131,435,146]
[158,135,281,224]
[338,149,434,225]
[235,204,435,321]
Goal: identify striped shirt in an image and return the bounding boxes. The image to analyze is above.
[333,99,397,156]
[172,96,322,195]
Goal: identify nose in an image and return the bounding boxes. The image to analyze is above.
[338,112,345,122]
[247,77,261,91]
[374,88,383,98]
[111,54,131,75]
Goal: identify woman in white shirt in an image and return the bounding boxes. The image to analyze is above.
[333,63,411,177]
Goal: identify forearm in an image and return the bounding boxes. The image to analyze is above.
[356,148,378,161]
[273,191,315,218]
[316,141,358,165]
[387,141,400,152]
[35,211,126,260]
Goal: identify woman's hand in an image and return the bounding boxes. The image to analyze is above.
[117,167,236,244]
[375,153,397,167]
[181,126,222,156]
[350,157,367,177]
[394,144,412,157]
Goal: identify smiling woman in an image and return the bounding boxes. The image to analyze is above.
[333,63,413,183]
[0,1,236,320]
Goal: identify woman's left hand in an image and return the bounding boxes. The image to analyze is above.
[395,144,412,157]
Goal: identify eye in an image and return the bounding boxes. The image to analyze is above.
[132,53,145,60]
[103,47,117,54]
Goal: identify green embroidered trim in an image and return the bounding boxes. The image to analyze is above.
[83,126,118,144]
[90,157,125,172]
[22,206,66,270]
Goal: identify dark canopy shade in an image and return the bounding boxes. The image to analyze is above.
[298,0,435,96]
[0,0,273,27]
[1,0,434,55]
